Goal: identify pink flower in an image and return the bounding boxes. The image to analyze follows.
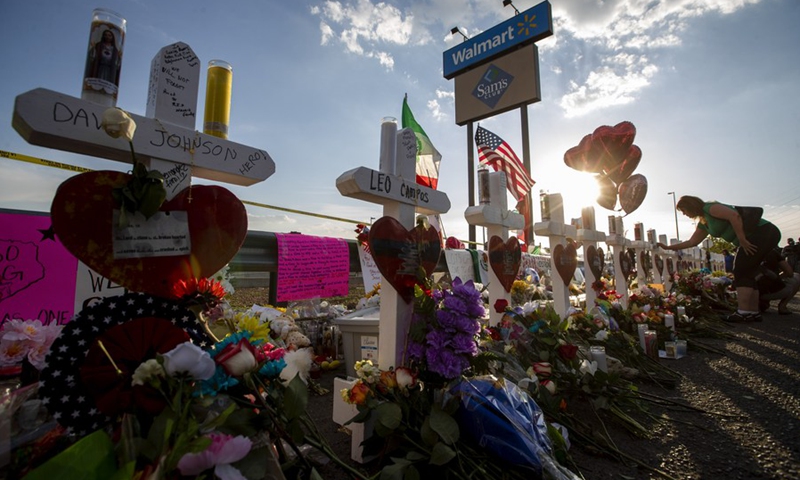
[1,319,45,343]
[0,339,26,366]
[177,432,252,479]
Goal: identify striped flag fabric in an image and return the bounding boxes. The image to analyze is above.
[475,126,534,201]
[402,95,442,189]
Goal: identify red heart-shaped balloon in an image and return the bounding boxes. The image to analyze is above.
[596,175,618,211]
[564,134,604,173]
[586,245,604,279]
[367,216,442,302]
[655,254,664,274]
[552,243,578,286]
[618,173,648,215]
[51,171,247,298]
[488,235,521,293]
[592,121,636,171]
[604,145,641,185]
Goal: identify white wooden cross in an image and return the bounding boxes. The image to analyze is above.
[656,234,672,290]
[605,215,630,307]
[533,193,576,319]
[631,222,648,288]
[647,229,663,286]
[464,170,523,326]
[336,119,451,371]
[576,206,605,308]
[13,42,274,199]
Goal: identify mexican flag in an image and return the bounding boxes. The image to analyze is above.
[402,95,442,189]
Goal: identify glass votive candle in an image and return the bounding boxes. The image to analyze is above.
[644,330,658,359]
[478,168,491,204]
[676,339,687,357]
[81,8,127,107]
[664,341,677,359]
[590,345,608,372]
[203,59,233,139]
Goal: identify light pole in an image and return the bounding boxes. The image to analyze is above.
[668,192,680,241]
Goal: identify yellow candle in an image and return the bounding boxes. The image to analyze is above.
[203,60,233,139]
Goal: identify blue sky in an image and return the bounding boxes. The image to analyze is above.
[1,0,798,249]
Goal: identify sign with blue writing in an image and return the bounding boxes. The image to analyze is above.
[443,0,552,79]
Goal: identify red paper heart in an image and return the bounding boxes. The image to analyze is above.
[51,171,247,298]
[620,250,634,278]
[586,245,604,279]
[552,243,578,286]
[367,216,442,302]
[655,254,664,274]
[639,251,651,277]
[488,236,521,293]
[593,121,636,171]
[604,145,641,185]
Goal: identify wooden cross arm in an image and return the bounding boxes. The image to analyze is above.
[336,166,451,216]
[13,88,275,186]
[464,205,524,229]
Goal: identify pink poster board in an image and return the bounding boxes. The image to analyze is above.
[275,233,349,302]
[0,211,78,326]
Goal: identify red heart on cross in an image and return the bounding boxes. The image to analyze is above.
[552,243,578,286]
[586,245,604,279]
[620,250,634,279]
[50,171,247,299]
[655,254,664,274]
[488,235,521,293]
[367,216,442,303]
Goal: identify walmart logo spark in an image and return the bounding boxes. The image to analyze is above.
[516,14,538,37]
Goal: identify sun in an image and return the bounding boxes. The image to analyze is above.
[542,170,608,225]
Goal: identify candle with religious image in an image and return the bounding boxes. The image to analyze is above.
[539,190,551,221]
[81,8,126,107]
[204,60,233,139]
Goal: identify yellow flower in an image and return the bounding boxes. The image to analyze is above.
[235,313,270,342]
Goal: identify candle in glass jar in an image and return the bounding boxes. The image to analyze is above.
[478,168,491,204]
[608,215,617,234]
[590,345,608,372]
[644,330,658,359]
[203,60,233,139]
[581,207,595,230]
[540,191,551,221]
[664,314,676,333]
[81,8,126,107]
[637,323,648,350]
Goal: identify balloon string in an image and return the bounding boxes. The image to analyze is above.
[97,340,123,376]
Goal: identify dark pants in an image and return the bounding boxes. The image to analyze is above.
[732,223,781,289]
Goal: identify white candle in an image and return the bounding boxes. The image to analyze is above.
[379,117,397,173]
[677,306,686,317]
[637,324,648,350]
[590,345,608,373]
[664,314,676,333]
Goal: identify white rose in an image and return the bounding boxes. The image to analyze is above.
[162,342,216,380]
[101,107,137,142]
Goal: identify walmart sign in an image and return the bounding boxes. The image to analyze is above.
[443,1,552,80]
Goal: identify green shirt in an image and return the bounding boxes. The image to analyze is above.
[699,202,738,245]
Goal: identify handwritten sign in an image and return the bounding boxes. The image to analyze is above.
[336,166,451,216]
[275,233,349,302]
[0,211,77,326]
[357,245,381,292]
[444,249,490,284]
[112,210,191,259]
[146,42,200,128]
[73,259,127,312]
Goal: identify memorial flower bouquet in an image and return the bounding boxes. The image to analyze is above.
[0,319,63,371]
[27,281,365,480]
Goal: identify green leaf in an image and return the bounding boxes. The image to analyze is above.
[429,407,459,445]
[138,182,166,219]
[375,402,402,432]
[232,446,272,480]
[404,464,421,480]
[420,416,438,446]
[429,441,456,466]
[287,417,305,444]
[283,374,309,420]
[24,430,118,480]
[216,405,260,437]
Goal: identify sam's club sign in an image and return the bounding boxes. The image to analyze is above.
[443,1,552,79]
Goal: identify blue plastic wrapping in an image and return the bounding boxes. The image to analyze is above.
[449,376,580,480]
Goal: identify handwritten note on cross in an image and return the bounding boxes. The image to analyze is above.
[13,42,275,199]
[336,119,451,371]
[464,171,523,326]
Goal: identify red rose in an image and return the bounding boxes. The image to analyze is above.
[493,299,509,313]
[557,344,579,360]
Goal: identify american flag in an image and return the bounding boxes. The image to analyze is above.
[475,126,534,201]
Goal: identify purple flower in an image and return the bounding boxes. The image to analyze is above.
[426,329,451,350]
[450,333,478,356]
[407,341,425,360]
[426,348,468,379]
